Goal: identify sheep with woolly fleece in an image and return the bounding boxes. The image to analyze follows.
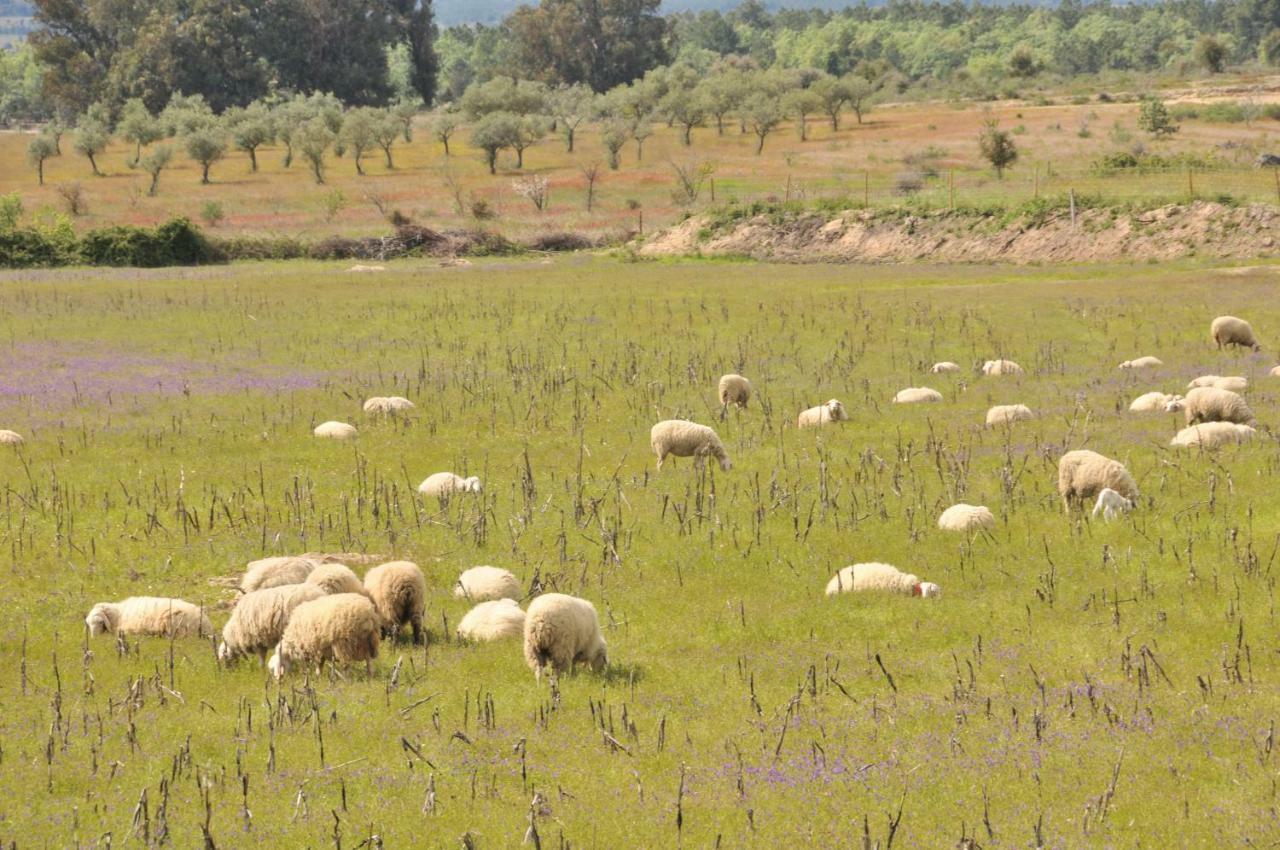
[218,583,326,663]
[1092,488,1133,521]
[455,566,521,602]
[1271,366,1280,377]
[650,420,731,471]
[893,387,943,404]
[363,560,426,643]
[797,399,849,428]
[362,396,415,415]
[267,593,381,678]
[457,599,526,642]
[986,404,1034,426]
[982,359,1024,376]
[86,597,212,639]
[930,362,961,374]
[1171,422,1257,449]
[241,555,320,594]
[418,472,482,497]
[824,563,940,598]
[1181,386,1255,426]
[1130,392,1183,413]
[306,563,365,596]
[1057,450,1138,515]
[717,374,752,409]
[938,504,995,533]
[314,421,357,440]
[1211,315,1261,351]
[0,430,23,445]
[1188,375,1248,393]
[523,593,607,680]
[1119,356,1163,370]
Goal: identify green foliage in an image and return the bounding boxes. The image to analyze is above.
[138,145,174,196]
[470,111,522,174]
[1193,34,1228,73]
[1262,29,1280,66]
[1170,101,1255,123]
[229,103,275,172]
[26,134,58,185]
[339,107,383,175]
[1138,96,1180,137]
[505,0,668,92]
[744,94,783,155]
[0,192,21,231]
[117,98,163,166]
[1092,150,1228,173]
[295,117,336,184]
[200,201,225,227]
[600,120,629,170]
[978,118,1018,178]
[77,218,214,267]
[73,116,111,176]
[184,127,228,184]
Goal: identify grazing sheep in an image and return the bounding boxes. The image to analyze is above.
[363,561,426,643]
[982,359,1024,376]
[241,556,319,594]
[523,593,608,680]
[1130,392,1183,413]
[1211,315,1261,351]
[267,593,381,679]
[1182,386,1256,426]
[797,399,849,428]
[824,563,941,598]
[985,404,1034,426]
[930,362,962,374]
[937,504,995,533]
[1188,375,1248,393]
[314,421,357,440]
[362,396,415,415]
[1119,357,1164,369]
[306,563,365,596]
[218,583,326,663]
[1057,450,1138,515]
[717,374,752,408]
[650,420,731,471]
[1091,488,1133,521]
[86,597,212,639]
[454,566,522,602]
[418,472,482,497]
[457,599,526,642]
[0,430,23,445]
[1271,366,1280,377]
[1171,422,1257,449]
[893,387,943,404]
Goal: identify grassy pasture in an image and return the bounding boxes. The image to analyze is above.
[1,257,1280,846]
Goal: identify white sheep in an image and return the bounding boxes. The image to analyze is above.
[86,597,212,639]
[1211,315,1261,351]
[1119,357,1163,369]
[523,593,608,680]
[1171,422,1257,449]
[1188,375,1248,393]
[1130,392,1183,413]
[454,566,522,602]
[824,563,941,598]
[1091,488,1133,521]
[457,599,527,642]
[306,563,365,596]
[1057,450,1138,515]
[314,421,357,440]
[1270,365,1280,377]
[982,359,1024,376]
[0,430,23,446]
[937,504,995,533]
[930,362,962,374]
[797,399,849,428]
[1182,386,1255,426]
[893,387,943,404]
[267,593,382,679]
[650,420,731,471]
[218,583,326,663]
[418,472,482,497]
[985,404,1034,426]
[363,560,426,643]
[718,374,752,408]
[362,396,415,415]
[240,555,319,594]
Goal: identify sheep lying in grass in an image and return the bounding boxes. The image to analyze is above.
[650,420,731,471]
[1171,422,1257,449]
[362,396,415,415]
[825,563,940,598]
[418,472,482,497]
[893,387,943,404]
[1211,315,1261,351]
[241,556,320,594]
[267,593,381,679]
[306,563,366,596]
[938,504,995,532]
[1057,450,1138,515]
[1091,488,1133,521]
[0,430,23,445]
[86,597,212,639]
[1119,357,1163,369]
[797,399,848,428]
[457,599,526,642]
[986,404,1034,426]
[1188,375,1248,393]
[718,374,752,408]
[982,359,1024,376]
[1271,366,1280,377]
[218,584,326,663]
[1181,386,1255,426]
[523,593,608,680]
[454,566,521,602]
[363,561,426,643]
[930,362,961,374]
[314,421,358,440]
[1130,392,1183,413]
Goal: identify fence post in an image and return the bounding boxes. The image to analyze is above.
[710,178,715,203]
[1274,169,1279,205]
[1034,164,1039,200]
[1187,167,1195,198]
[863,170,869,208]
[1069,188,1076,227]
[949,170,955,209]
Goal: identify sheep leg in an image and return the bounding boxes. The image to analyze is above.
[411,617,423,645]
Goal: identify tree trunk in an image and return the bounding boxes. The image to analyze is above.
[201,163,210,184]
[682,126,692,146]
[442,137,450,157]
[829,111,840,131]
[148,171,160,196]
[566,129,574,153]
[756,133,766,155]
[635,139,645,161]
[355,154,364,176]
[88,152,100,176]
[716,116,724,135]
[37,160,44,185]
[249,148,258,172]
[133,141,142,167]
[516,148,524,168]
[383,147,394,169]
[487,150,497,174]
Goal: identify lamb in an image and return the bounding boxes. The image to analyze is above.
[86,597,212,639]
[363,560,426,643]
[1057,450,1139,515]
[362,396,415,415]
[1188,375,1248,393]
[1211,315,1261,351]
[797,399,849,428]
[1171,422,1257,449]
[930,362,962,374]
[1119,357,1163,370]
[1091,488,1133,521]
[0,430,23,445]
[937,504,995,533]
[1129,392,1183,413]
[717,374,752,408]
[824,563,940,598]
[306,563,366,596]
[650,420,731,471]
[457,599,526,642]
[1181,386,1255,426]
[218,583,326,663]
[454,566,522,602]
[985,404,1034,426]
[418,472,483,497]
[981,359,1024,376]
[893,387,943,404]
[523,593,608,680]
[240,555,319,594]
[267,593,381,679]
[314,421,357,440]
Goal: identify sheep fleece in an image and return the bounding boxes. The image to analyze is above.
[458,599,527,642]
[523,593,607,675]
[221,584,326,659]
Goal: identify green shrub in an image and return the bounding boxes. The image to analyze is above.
[78,218,215,267]
[0,193,22,231]
[0,228,71,267]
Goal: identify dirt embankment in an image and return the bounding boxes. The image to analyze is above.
[640,201,1280,264]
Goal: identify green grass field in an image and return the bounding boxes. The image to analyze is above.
[2,256,1280,846]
